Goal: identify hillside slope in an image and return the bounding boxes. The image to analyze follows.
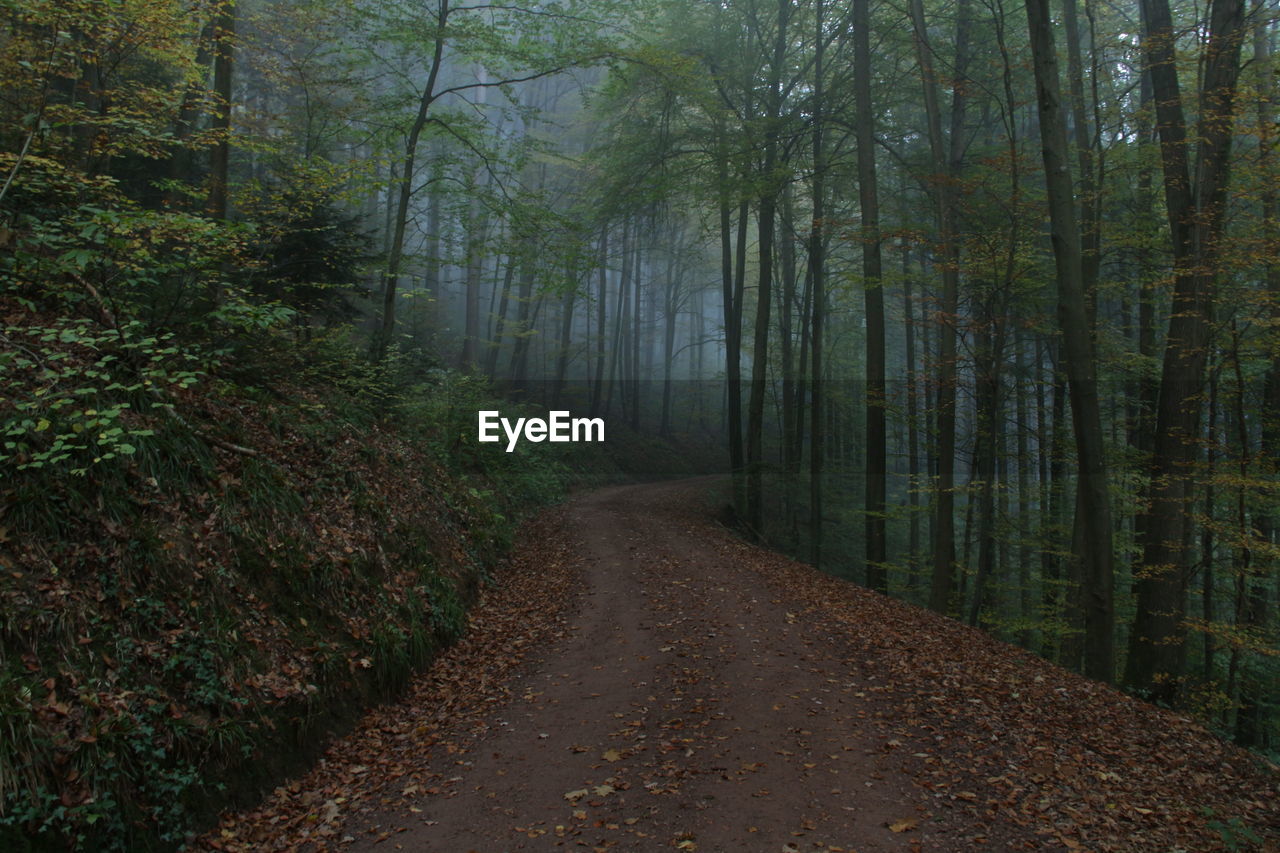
[0,316,579,850]
[207,480,1278,853]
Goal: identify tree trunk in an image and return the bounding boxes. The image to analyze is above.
[719,155,747,511]
[485,248,517,378]
[508,257,537,388]
[909,0,967,613]
[1202,361,1219,683]
[1237,0,1277,746]
[661,238,681,437]
[1062,0,1100,298]
[1015,333,1035,648]
[721,149,747,507]
[592,225,609,416]
[377,0,449,355]
[903,244,922,591]
[552,268,577,410]
[1025,0,1117,682]
[1125,0,1247,704]
[631,234,643,431]
[855,0,887,592]
[809,0,826,566]
[966,319,1004,627]
[423,157,444,332]
[780,187,799,489]
[207,0,235,221]
[746,0,791,539]
[460,186,490,369]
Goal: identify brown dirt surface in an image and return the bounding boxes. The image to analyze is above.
[202,479,1279,853]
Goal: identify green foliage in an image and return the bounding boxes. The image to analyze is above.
[296,330,406,418]
[0,0,205,165]
[0,303,582,848]
[0,152,283,336]
[238,160,376,324]
[1202,806,1264,852]
[0,317,197,475]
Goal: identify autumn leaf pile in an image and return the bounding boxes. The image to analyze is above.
[202,508,579,850]
[199,480,1276,853]
[701,518,1280,851]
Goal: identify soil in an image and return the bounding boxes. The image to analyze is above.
[203,479,1279,853]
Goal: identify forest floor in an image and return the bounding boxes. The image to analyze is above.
[202,479,1278,853]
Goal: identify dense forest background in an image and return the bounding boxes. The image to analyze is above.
[1,0,1278,845]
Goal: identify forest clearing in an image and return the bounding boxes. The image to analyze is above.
[2,0,1279,848]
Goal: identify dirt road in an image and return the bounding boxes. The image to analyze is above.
[352,479,942,852]
[207,480,1278,853]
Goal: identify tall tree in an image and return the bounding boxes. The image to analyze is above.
[1124,0,1248,704]
[855,0,887,592]
[1025,0,1116,682]
[908,0,969,613]
[808,0,828,566]
[208,0,236,220]
[745,0,792,537]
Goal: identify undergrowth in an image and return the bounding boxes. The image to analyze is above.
[0,316,578,851]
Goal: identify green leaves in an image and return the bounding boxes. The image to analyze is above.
[1,317,202,476]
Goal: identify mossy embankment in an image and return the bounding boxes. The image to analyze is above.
[0,320,649,851]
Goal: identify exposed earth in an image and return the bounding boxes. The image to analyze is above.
[204,479,1279,852]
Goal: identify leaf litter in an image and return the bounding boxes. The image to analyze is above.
[201,480,1278,852]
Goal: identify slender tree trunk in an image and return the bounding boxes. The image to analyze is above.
[377,0,449,355]
[508,258,537,389]
[719,153,747,512]
[1223,329,1251,735]
[794,259,813,479]
[1041,346,1069,661]
[423,157,444,332]
[1062,0,1100,297]
[485,250,517,378]
[1025,0,1117,682]
[747,193,777,537]
[661,242,680,437]
[592,226,609,416]
[1015,333,1035,647]
[716,151,747,502]
[631,234,643,430]
[552,270,577,409]
[460,186,490,369]
[207,0,235,220]
[967,319,1005,627]
[780,188,798,486]
[611,220,633,420]
[809,0,826,566]
[735,196,750,492]
[855,0,887,592]
[1202,362,1219,682]
[746,0,791,538]
[903,245,922,591]
[909,0,967,613]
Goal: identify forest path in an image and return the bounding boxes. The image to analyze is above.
[206,480,1277,853]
